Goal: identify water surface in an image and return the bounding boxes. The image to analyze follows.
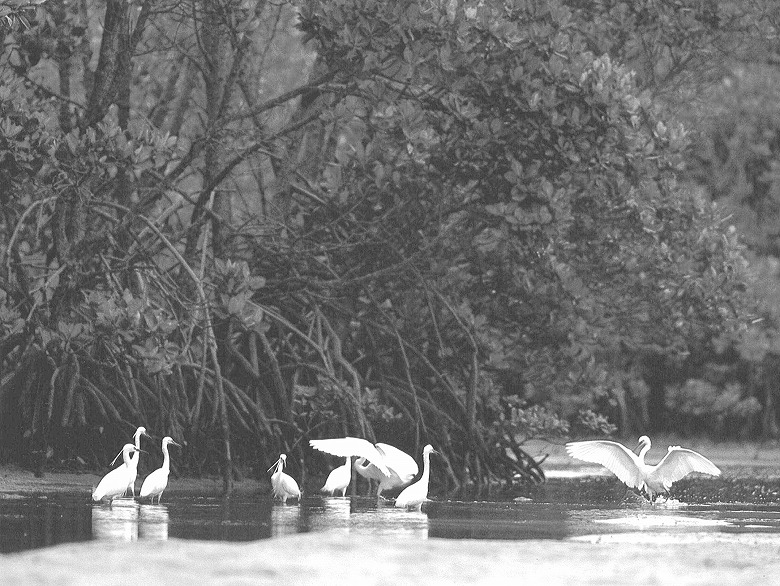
[3,479,780,553]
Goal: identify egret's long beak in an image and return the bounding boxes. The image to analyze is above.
[170,441,182,449]
[109,447,147,465]
[267,458,281,473]
[109,449,124,467]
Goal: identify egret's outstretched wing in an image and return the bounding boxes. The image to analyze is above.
[375,443,418,481]
[649,447,721,490]
[565,440,644,489]
[309,437,391,476]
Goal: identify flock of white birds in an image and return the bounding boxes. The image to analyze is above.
[91,427,181,505]
[91,429,722,510]
[265,439,438,510]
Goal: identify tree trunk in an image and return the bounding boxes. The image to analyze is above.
[168,59,196,137]
[150,53,185,129]
[271,54,338,232]
[83,0,150,129]
[184,4,237,258]
[84,0,130,128]
[55,30,71,133]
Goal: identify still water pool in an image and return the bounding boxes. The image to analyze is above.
[3,478,780,553]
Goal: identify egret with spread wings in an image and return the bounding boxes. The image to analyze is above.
[565,435,721,501]
[309,437,418,496]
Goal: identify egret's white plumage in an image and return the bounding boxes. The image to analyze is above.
[110,426,149,497]
[565,435,721,501]
[310,438,391,476]
[310,437,417,496]
[355,443,418,495]
[269,454,301,503]
[320,456,352,497]
[92,444,141,504]
[140,436,181,504]
[395,444,438,511]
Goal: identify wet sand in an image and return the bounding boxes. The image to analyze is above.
[1,438,779,585]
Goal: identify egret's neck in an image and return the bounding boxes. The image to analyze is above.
[638,442,651,462]
[161,444,171,472]
[421,452,431,482]
[122,450,133,467]
[129,434,142,467]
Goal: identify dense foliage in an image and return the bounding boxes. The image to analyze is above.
[0,0,772,492]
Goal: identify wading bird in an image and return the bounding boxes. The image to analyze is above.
[111,426,149,497]
[128,427,150,497]
[309,437,417,497]
[269,454,301,503]
[394,444,438,511]
[320,456,352,497]
[565,435,722,501]
[92,444,143,504]
[140,437,181,504]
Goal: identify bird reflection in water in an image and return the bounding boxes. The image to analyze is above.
[91,501,170,542]
[91,499,139,541]
[352,501,428,540]
[269,496,429,539]
[138,504,169,540]
[306,496,351,536]
[271,501,304,538]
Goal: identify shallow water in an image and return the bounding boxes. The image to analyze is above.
[3,479,780,553]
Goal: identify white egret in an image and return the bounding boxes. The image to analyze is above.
[320,456,352,497]
[269,454,301,503]
[127,426,150,497]
[309,437,417,496]
[111,426,149,497]
[565,435,722,501]
[394,444,438,511]
[139,436,181,504]
[92,444,142,504]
